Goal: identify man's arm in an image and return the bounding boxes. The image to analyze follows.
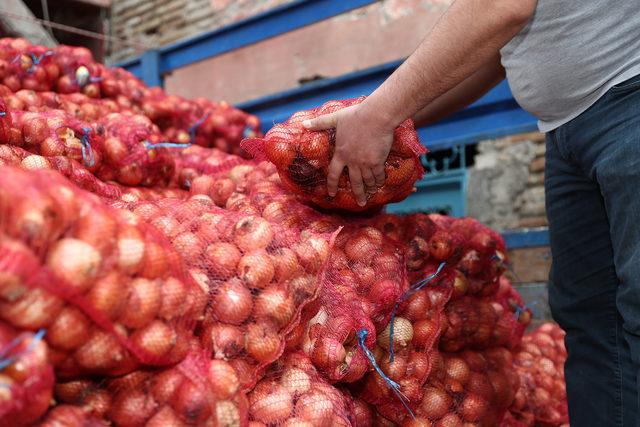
[413,54,506,127]
[304,0,535,206]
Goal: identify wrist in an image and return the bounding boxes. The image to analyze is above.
[359,96,404,130]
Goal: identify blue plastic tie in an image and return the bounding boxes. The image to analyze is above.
[388,262,446,362]
[243,125,254,138]
[0,329,46,371]
[143,140,192,150]
[188,112,212,143]
[26,51,53,73]
[80,127,95,168]
[358,329,415,420]
[0,112,5,117]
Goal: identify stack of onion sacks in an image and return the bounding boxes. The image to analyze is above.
[119,194,335,390]
[247,352,351,426]
[54,350,247,427]
[0,166,207,378]
[508,323,568,426]
[285,225,407,384]
[241,97,425,212]
[0,323,54,425]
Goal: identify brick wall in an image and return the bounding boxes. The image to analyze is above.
[108,0,295,63]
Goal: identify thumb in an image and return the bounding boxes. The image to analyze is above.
[302,112,339,131]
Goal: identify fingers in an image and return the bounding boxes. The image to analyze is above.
[372,164,386,188]
[303,112,338,131]
[361,168,377,194]
[348,166,367,207]
[327,157,345,197]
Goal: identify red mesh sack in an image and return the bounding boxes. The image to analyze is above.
[118,195,335,389]
[54,350,248,427]
[52,45,104,98]
[241,97,425,212]
[508,323,568,426]
[172,145,248,192]
[0,324,54,426]
[6,109,104,174]
[372,348,519,426]
[36,405,107,427]
[0,145,122,200]
[0,166,207,378]
[247,352,351,426]
[0,39,58,93]
[0,99,10,142]
[439,277,531,353]
[340,388,375,427]
[287,225,409,384]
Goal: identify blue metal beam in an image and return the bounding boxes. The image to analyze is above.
[502,228,550,249]
[116,0,377,83]
[237,60,538,151]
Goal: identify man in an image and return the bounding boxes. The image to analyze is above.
[303,0,640,425]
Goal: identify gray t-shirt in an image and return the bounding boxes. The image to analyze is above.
[500,0,640,132]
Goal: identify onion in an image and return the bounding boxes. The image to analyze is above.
[210,178,236,207]
[191,176,214,195]
[104,137,127,164]
[117,226,146,275]
[254,284,295,327]
[380,353,408,381]
[234,216,274,252]
[47,238,102,292]
[311,337,346,372]
[459,393,488,422]
[428,231,454,260]
[74,329,129,370]
[83,388,112,418]
[146,406,184,427]
[237,250,275,289]
[344,232,377,264]
[295,389,334,424]
[205,242,241,279]
[158,277,188,320]
[73,211,117,255]
[271,247,301,282]
[378,317,414,351]
[403,290,430,322]
[434,413,463,427]
[87,272,125,320]
[215,400,241,427]
[119,278,161,328]
[406,351,431,381]
[131,320,177,360]
[171,379,212,423]
[211,279,253,325]
[280,367,311,396]
[109,388,157,426]
[0,287,64,329]
[150,369,183,404]
[352,398,373,426]
[47,306,91,350]
[444,357,470,385]
[249,382,293,424]
[203,323,243,359]
[22,116,49,146]
[245,321,281,363]
[419,387,452,420]
[403,416,433,427]
[207,360,239,399]
[172,232,202,259]
[412,319,438,349]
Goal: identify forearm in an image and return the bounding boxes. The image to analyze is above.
[361,0,535,128]
[412,54,505,127]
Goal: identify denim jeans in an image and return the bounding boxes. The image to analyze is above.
[546,73,640,427]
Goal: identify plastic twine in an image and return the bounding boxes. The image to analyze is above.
[0,112,5,117]
[80,127,95,168]
[389,262,446,362]
[188,111,212,143]
[143,140,192,150]
[0,329,46,371]
[358,328,415,420]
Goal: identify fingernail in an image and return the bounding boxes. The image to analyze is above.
[302,120,312,128]
[358,200,366,207]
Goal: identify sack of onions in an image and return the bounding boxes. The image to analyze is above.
[287,225,409,384]
[241,97,425,212]
[0,144,123,200]
[339,387,375,427]
[508,323,568,427]
[119,195,335,389]
[97,112,180,187]
[439,277,531,353]
[171,145,248,193]
[0,166,207,378]
[371,348,519,426]
[0,40,58,93]
[54,350,247,427]
[5,109,106,175]
[247,352,351,426]
[52,45,104,98]
[0,323,54,425]
[36,405,107,427]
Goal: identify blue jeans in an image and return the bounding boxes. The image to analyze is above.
[546,73,640,427]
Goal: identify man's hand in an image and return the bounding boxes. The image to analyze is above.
[303,103,395,207]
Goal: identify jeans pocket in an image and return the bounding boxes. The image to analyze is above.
[610,73,640,94]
